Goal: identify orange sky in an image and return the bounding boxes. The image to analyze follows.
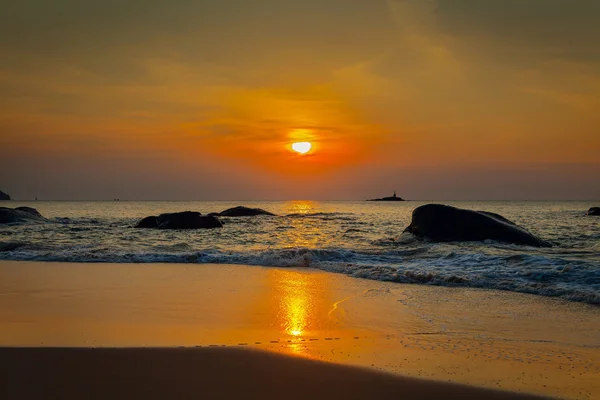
[1,0,599,200]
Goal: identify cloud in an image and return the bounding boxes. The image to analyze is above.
[1,0,600,199]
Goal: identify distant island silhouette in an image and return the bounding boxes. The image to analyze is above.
[367,191,405,201]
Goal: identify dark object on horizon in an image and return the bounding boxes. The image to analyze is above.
[219,206,275,217]
[404,204,551,247]
[0,207,46,224]
[135,211,223,229]
[0,190,10,201]
[368,191,405,201]
[587,207,600,216]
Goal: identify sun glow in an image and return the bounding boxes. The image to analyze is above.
[291,142,312,154]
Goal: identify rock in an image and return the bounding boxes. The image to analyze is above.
[135,216,159,228]
[0,207,46,224]
[0,242,27,252]
[135,211,223,229]
[219,206,275,217]
[404,204,551,247]
[478,211,517,226]
[587,207,600,216]
[157,212,222,229]
[0,190,9,200]
[15,207,44,218]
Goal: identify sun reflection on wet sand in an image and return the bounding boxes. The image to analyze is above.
[264,269,335,356]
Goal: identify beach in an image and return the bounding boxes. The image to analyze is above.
[1,347,548,400]
[3,0,600,397]
[1,261,598,399]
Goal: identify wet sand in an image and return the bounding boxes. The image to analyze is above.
[0,261,598,399]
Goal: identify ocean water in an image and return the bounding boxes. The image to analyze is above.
[1,200,599,305]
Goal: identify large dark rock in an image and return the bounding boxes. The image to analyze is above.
[135,211,222,230]
[0,190,10,201]
[219,206,275,217]
[404,204,551,247]
[135,216,159,228]
[587,207,600,216]
[0,207,46,224]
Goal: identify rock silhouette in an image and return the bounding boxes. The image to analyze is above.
[219,206,275,217]
[587,207,600,216]
[0,190,10,201]
[135,211,222,230]
[404,204,551,247]
[135,216,159,228]
[0,207,46,224]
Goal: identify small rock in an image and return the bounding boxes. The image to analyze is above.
[587,207,600,216]
[219,206,275,217]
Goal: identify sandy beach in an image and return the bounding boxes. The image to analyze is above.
[1,347,548,400]
[1,261,598,399]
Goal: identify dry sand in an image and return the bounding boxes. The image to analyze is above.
[0,347,548,399]
[0,261,598,399]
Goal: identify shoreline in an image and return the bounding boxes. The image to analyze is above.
[1,261,598,399]
[2,200,598,306]
[0,257,597,306]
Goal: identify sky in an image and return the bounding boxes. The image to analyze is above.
[1,0,599,200]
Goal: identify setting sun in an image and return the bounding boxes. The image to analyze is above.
[292,142,312,154]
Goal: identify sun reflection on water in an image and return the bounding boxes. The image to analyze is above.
[283,200,318,215]
[279,200,334,250]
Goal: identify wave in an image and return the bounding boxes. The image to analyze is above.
[2,244,598,305]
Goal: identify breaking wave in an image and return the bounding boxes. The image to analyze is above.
[2,243,598,305]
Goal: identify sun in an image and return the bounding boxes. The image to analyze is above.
[291,142,312,154]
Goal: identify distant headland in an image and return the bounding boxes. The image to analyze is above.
[367,191,405,202]
[0,190,10,201]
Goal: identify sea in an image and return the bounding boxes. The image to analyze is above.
[1,200,599,305]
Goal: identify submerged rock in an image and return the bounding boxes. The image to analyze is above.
[0,190,9,200]
[404,204,551,247]
[135,211,222,230]
[0,207,46,224]
[0,242,27,252]
[219,206,275,217]
[587,207,600,216]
